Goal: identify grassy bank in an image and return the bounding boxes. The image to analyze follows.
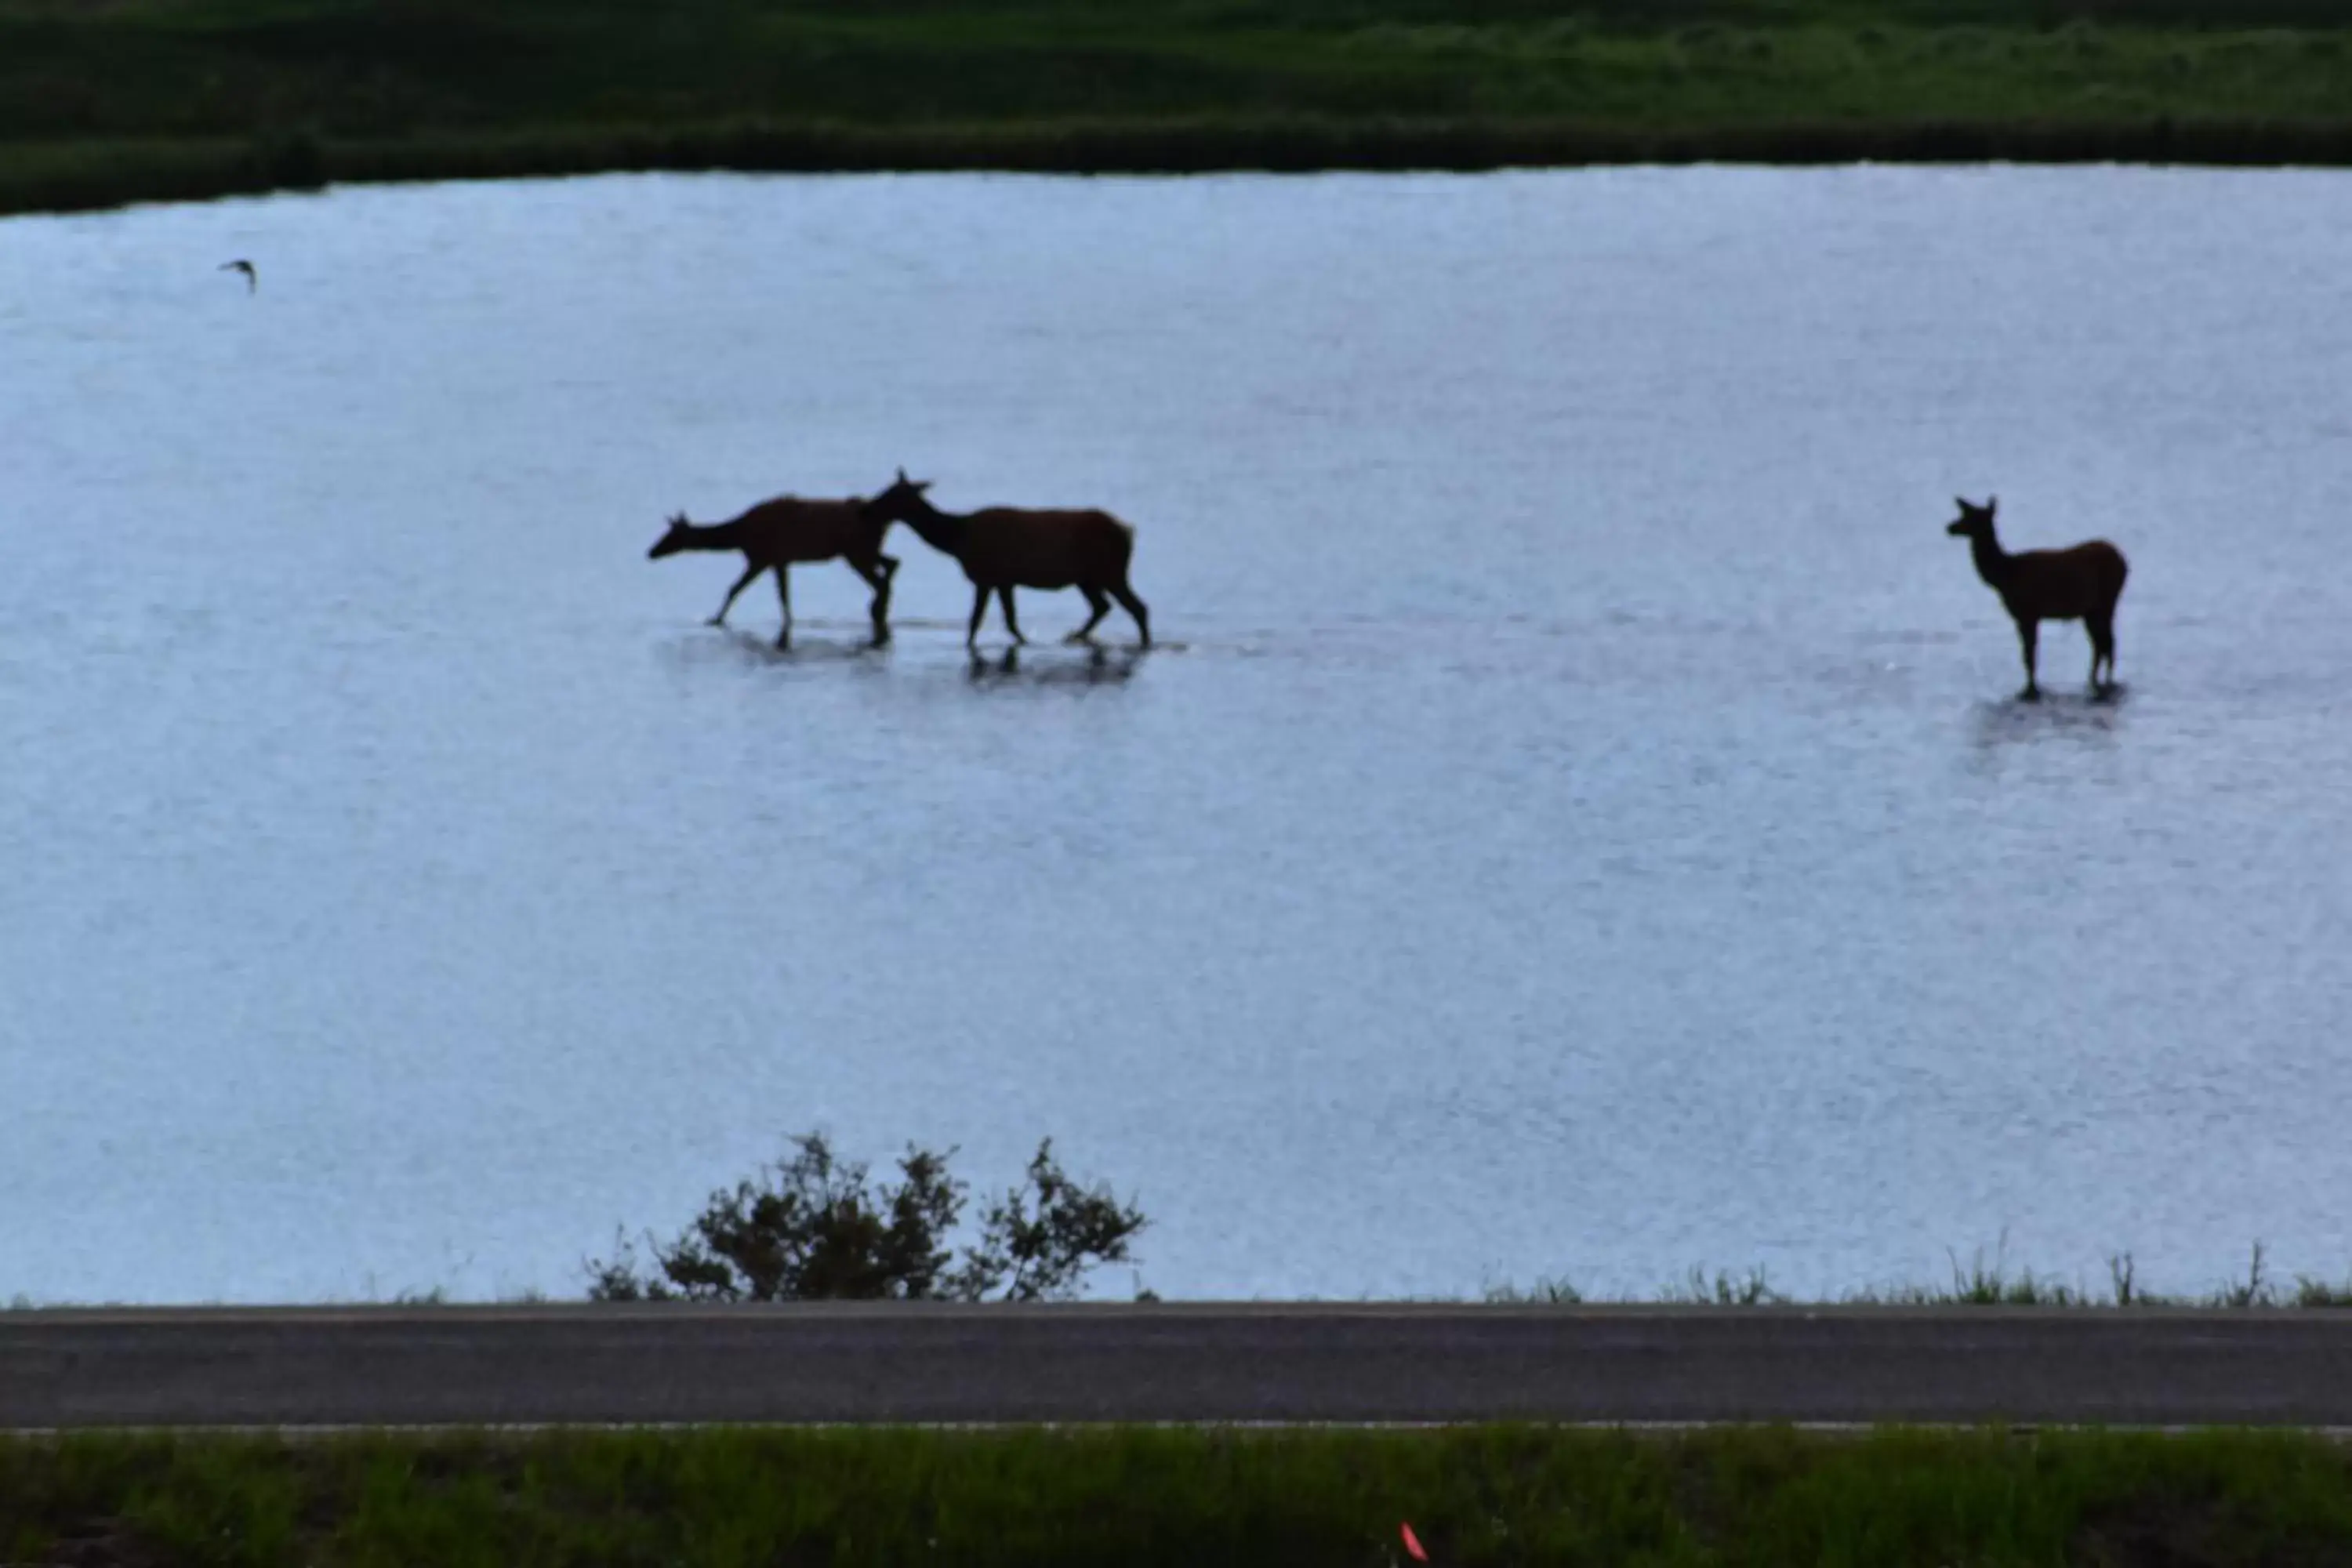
[20,1245,2352,1313]
[7,1425,2352,1566]
[1490,1246,2352,1309]
[7,0,2352,216]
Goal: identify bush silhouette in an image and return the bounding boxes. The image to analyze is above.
[586,1132,1146,1302]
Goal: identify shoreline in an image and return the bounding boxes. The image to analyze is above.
[11,115,2352,220]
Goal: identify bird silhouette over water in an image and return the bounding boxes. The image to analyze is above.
[219,260,256,293]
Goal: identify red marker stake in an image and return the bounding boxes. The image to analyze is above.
[1400,1522,1429,1563]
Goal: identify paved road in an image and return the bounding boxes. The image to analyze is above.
[5,1304,2352,1429]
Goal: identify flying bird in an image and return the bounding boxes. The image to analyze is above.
[220,260,257,292]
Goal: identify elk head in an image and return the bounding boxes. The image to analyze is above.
[1946,495,1998,540]
[647,511,695,559]
[860,467,935,525]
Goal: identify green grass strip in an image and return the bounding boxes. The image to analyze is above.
[5,1425,2352,1566]
[13,115,2352,220]
[13,0,2352,214]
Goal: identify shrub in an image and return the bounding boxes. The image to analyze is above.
[586,1132,1146,1303]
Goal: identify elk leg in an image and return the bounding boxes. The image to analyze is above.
[773,566,793,650]
[847,554,894,644]
[1112,583,1152,648]
[2015,616,2040,700]
[2089,615,2116,691]
[708,561,764,627]
[967,584,992,648]
[1066,586,1112,644]
[998,587,1027,646]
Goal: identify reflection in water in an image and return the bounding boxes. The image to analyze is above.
[708,630,890,666]
[1967,685,2129,753]
[964,644,1144,688]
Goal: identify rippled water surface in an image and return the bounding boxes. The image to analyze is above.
[5,168,2352,1303]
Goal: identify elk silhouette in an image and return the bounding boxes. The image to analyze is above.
[1946,495,2128,699]
[647,494,898,648]
[861,468,1150,649]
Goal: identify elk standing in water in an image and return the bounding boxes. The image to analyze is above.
[1946,495,2128,700]
[861,469,1151,649]
[646,494,898,648]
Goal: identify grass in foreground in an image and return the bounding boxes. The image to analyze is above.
[5,1425,2352,1567]
[10,0,2352,213]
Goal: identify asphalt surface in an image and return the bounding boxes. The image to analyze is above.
[5,1304,2351,1429]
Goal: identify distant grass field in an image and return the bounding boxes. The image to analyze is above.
[5,0,2352,212]
[7,1425,2352,1567]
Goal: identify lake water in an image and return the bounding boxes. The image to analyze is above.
[5,167,2351,1305]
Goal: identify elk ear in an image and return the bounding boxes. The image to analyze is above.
[1955,495,1968,510]
[1986,495,1998,514]
[895,466,910,483]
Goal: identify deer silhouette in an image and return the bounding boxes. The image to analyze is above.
[1946,495,2128,700]
[861,468,1150,649]
[647,494,898,648]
